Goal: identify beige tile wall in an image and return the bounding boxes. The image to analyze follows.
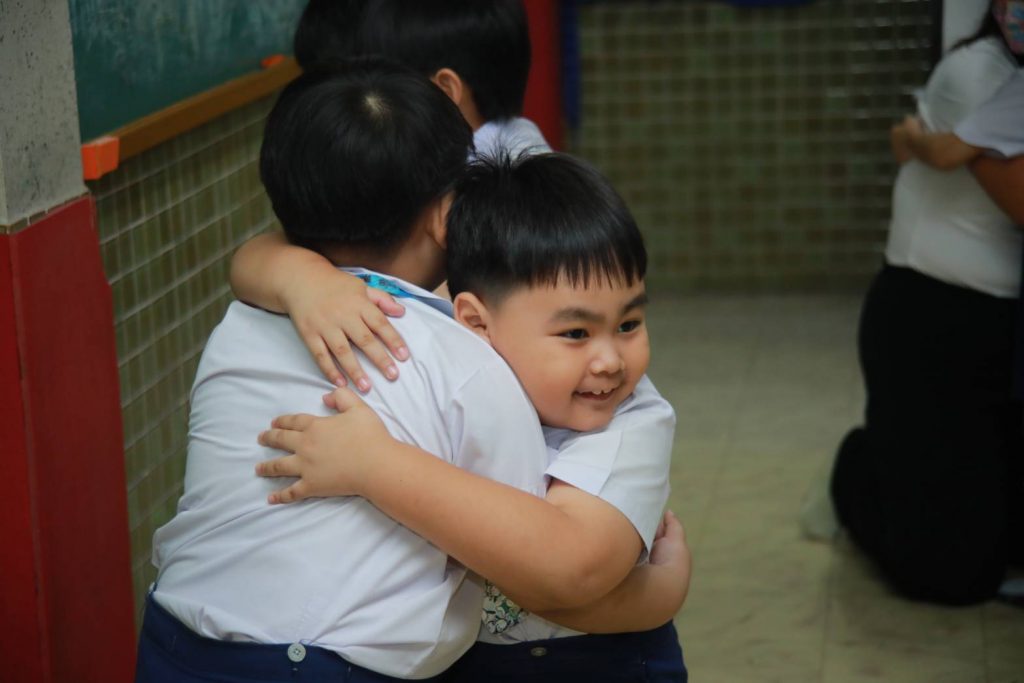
[572,0,937,291]
[88,97,277,620]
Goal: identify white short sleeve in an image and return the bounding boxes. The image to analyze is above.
[917,39,1017,132]
[544,376,675,554]
[954,70,1024,158]
[447,358,549,499]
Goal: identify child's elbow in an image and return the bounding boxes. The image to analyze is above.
[522,557,620,612]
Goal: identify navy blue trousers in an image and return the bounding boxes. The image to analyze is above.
[134,595,445,683]
[440,621,686,682]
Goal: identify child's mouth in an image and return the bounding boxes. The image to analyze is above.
[575,388,617,402]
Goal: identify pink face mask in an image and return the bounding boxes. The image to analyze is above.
[994,0,1024,54]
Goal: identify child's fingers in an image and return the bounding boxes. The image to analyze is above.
[257,428,302,454]
[352,335,399,385]
[327,386,366,413]
[255,455,300,478]
[344,326,400,383]
[663,510,686,541]
[269,413,317,431]
[365,287,406,318]
[267,481,310,505]
[302,332,345,387]
[362,308,410,362]
[325,336,372,393]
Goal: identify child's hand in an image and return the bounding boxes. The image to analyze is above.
[255,387,392,503]
[649,510,691,609]
[890,118,914,164]
[901,114,924,138]
[650,510,691,593]
[282,270,410,392]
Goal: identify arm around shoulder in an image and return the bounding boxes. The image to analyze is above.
[229,230,337,313]
[229,231,410,387]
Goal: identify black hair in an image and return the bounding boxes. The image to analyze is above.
[953,3,1024,65]
[294,0,531,121]
[446,153,647,304]
[259,58,472,253]
[293,0,363,70]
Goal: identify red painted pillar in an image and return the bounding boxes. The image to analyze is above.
[0,232,46,682]
[1,197,136,683]
[523,0,563,150]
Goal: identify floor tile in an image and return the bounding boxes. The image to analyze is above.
[821,640,986,683]
[643,294,1023,682]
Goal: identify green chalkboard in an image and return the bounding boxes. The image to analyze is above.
[70,0,306,141]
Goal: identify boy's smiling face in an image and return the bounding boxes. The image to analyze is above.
[460,275,650,433]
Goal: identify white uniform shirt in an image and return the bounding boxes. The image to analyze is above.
[152,269,548,679]
[473,116,552,160]
[885,38,1021,298]
[478,376,676,643]
[955,68,1024,158]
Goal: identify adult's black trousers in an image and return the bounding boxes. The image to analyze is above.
[833,264,1024,605]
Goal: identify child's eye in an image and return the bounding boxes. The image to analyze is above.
[618,320,643,333]
[559,329,589,340]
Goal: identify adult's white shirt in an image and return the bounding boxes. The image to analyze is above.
[955,68,1024,158]
[885,38,1021,297]
[152,269,548,679]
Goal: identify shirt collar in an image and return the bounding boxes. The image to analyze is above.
[341,267,454,317]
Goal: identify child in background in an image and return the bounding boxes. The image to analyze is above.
[253,153,688,682]
[295,0,551,159]
[231,0,551,390]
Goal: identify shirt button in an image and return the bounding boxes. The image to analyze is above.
[530,646,548,658]
[287,643,307,662]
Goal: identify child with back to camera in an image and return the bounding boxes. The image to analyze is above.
[250,153,690,681]
[232,0,551,392]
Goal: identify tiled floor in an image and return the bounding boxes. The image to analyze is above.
[647,294,1024,683]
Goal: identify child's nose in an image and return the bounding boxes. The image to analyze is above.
[589,343,626,375]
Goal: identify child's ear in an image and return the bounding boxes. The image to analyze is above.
[453,292,493,343]
[427,194,452,249]
[431,68,484,130]
[430,68,465,107]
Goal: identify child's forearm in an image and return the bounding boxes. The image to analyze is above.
[907,130,981,170]
[356,443,640,612]
[229,231,336,312]
[536,561,688,633]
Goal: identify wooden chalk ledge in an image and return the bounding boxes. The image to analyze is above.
[80,55,301,181]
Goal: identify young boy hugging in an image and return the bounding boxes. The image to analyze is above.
[252,153,689,681]
[139,61,685,683]
[229,0,551,391]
